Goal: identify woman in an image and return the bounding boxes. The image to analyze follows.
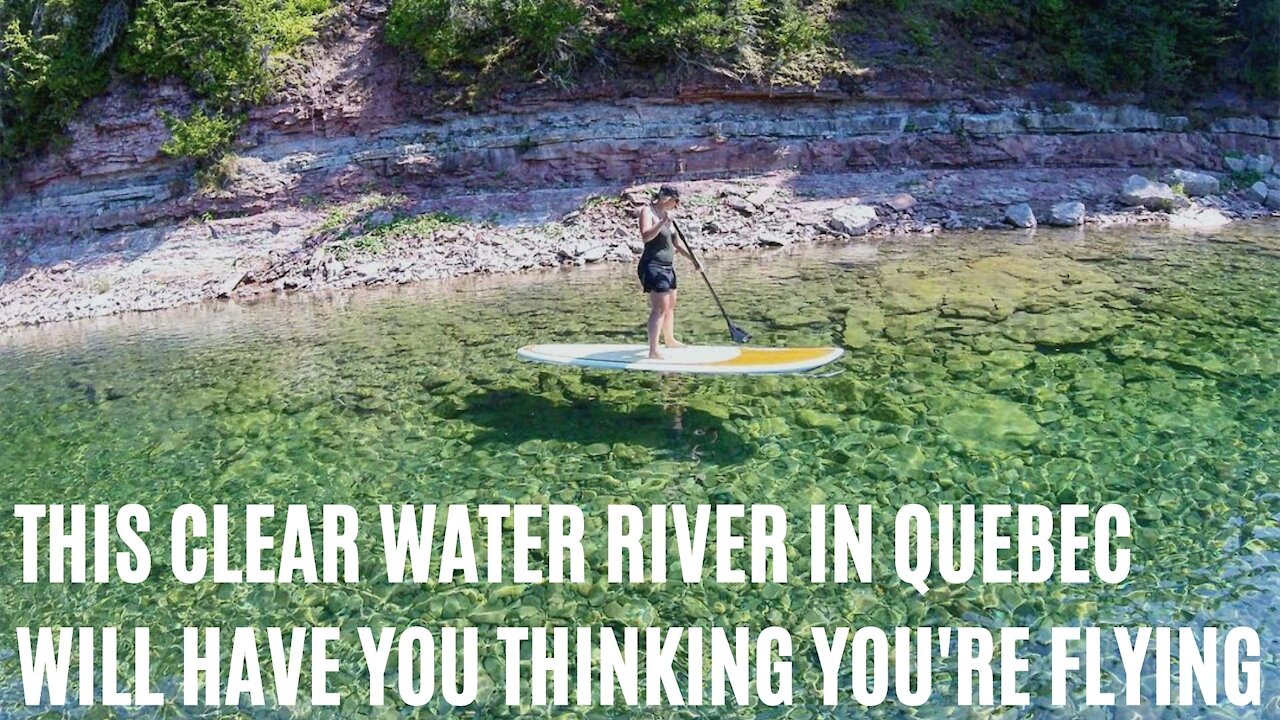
[637,185,701,359]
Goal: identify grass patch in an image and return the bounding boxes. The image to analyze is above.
[1223,169,1265,191]
[309,195,461,261]
[367,211,464,242]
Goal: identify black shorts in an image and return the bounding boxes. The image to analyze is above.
[638,261,676,293]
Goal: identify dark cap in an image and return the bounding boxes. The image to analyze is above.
[656,185,680,201]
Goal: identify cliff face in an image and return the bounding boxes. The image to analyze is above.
[2,0,1279,243]
[5,90,1278,242]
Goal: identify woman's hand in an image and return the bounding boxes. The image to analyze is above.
[639,206,670,242]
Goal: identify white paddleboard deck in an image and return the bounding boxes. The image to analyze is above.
[517,344,844,375]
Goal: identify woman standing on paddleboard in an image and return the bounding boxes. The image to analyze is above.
[638,186,701,359]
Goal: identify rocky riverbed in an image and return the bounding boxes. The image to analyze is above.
[1,159,1278,329]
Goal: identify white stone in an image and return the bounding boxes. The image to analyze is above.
[828,205,880,236]
[1169,207,1231,229]
[1048,201,1086,227]
[1164,169,1220,197]
[1120,175,1188,212]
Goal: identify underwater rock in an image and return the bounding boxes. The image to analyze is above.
[797,409,843,429]
[880,273,944,314]
[934,255,1116,322]
[602,598,657,628]
[842,303,886,348]
[999,306,1117,346]
[939,396,1042,450]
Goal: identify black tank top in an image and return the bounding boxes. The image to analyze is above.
[640,215,676,266]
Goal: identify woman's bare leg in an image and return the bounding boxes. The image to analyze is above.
[663,289,685,348]
[647,292,670,358]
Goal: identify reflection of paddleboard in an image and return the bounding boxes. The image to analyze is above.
[517,344,844,375]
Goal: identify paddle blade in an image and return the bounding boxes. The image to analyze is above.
[728,323,752,344]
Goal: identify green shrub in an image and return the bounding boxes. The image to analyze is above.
[1236,0,1280,96]
[386,0,589,84]
[120,0,332,104]
[0,0,332,170]
[160,109,244,162]
[387,0,845,86]
[609,0,738,62]
[0,3,112,167]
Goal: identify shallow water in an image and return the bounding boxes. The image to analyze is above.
[1,223,1279,718]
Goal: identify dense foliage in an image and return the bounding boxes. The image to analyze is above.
[386,0,1279,98]
[1,0,1276,170]
[0,0,333,169]
[385,0,845,87]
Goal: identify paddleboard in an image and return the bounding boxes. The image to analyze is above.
[517,344,844,375]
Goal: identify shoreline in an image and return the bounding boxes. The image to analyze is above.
[1,166,1277,331]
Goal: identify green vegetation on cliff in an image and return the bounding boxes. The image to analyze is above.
[385,0,1279,100]
[0,0,333,169]
[385,0,845,88]
[0,0,1276,171]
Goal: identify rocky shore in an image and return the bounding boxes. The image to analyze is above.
[1,158,1277,329]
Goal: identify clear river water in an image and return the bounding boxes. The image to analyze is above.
[1,223,1278,718]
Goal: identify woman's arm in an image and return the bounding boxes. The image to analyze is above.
[638,206,670,242]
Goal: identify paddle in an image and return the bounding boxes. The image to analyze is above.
[671,219,752,344]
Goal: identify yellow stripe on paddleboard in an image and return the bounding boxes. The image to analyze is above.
[710,347,838,368]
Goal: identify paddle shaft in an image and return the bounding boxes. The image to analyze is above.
[671,219,751,343]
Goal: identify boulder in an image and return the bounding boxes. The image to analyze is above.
[725,196,756,216]
[829,204,880,236]
[1168,207,1231,229]
[1248,154,1275,175]
[939,397,1042,451]
[746,186,776,208]
[1048,201,1086,227]
[1003,202,1034,226]
[1266,193,1280,211]
[1004,203,1037,228]
[579,245,608,263]
[1225,156,1247,173]
[1119,175,1188,212]
[885,193,918,212]
[1248,181,1270,204]
[1164,169,1220,197]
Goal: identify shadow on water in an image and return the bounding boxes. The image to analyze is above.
[454,388,754,463]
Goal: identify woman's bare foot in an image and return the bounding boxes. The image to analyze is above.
[648,350,665,360]
[665,339,687,349]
